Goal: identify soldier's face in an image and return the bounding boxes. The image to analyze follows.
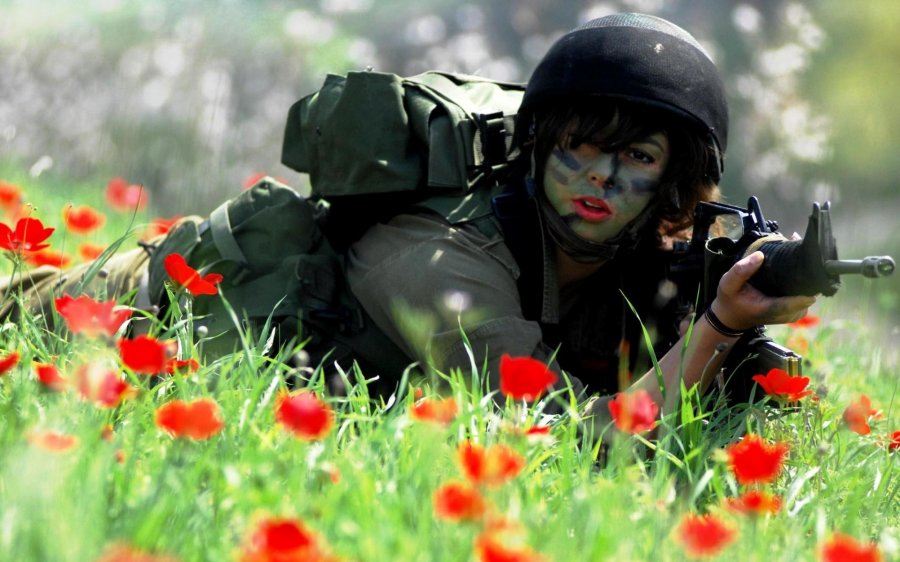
[542,130,670,244]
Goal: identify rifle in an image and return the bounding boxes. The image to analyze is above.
[669,197,895,385]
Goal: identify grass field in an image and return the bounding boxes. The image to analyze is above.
[0,163,896,561]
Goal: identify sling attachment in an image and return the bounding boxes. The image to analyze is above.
[137,239,158,259]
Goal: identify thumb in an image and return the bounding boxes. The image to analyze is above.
[720,251,765,293]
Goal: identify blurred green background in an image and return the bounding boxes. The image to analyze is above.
[1,0,897,323]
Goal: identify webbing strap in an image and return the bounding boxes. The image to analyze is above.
[413,73,514,171]
[209,202,248,266]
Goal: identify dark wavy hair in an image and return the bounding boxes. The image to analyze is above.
[515,97,720,237]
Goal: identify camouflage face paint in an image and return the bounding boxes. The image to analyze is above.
[543,132,670,244]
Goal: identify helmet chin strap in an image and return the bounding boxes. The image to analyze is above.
[535,191,657,263]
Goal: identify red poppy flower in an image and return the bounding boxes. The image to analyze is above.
[144,216,182,239]
[0,351,20,375]
[95,543,181,562]
[164,358,200,375]
[118,335,171,374]
[788,314,820,329]
[25,249,72,268]
[751,368,812,403]
[508,424,554,445]
[726,433,789,485]
[474,530,546,562]
[499,354,558,402]
[888,430,900,451]
[525,425,551,436]
[78,242,106,261]
[843,395,881,436]
[520,424,555,446]
[433,480,487,522]
[0,180,22,209]
[105,177,148,212]
[410,396,458,425]
[243,172,267,189]
[55,294,131,338]
[275,391,334,440]
[459,442,526,487]
[27,430,79,452]
[725,490,782,515]
[0,217,54,254]
[62,204,105,235]
[820,533,883,562]
[156,398,225,440]
[608,389,659,433]
[164,253,223,296]
[786,333,810,355]
[322,462,341,484]
[34,362,67,390]
[675,513,737,559]
[74,363,136,408]
[482,516,525,536]
[240,517,337,562]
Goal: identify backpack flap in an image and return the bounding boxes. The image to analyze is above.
[282,72,424,197]
[281,70,525,199]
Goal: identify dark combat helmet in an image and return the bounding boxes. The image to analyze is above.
[520,12,729,181]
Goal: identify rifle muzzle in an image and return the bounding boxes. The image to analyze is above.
[824,256,895,278]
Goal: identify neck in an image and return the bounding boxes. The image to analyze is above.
[555,245,605,288]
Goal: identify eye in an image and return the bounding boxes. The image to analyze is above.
[626,148,655,164]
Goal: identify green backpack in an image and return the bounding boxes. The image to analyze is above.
[147,178,357,359]
[283,70,524,198]
[150,71,525,359]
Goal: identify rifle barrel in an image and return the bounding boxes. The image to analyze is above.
[824,256,895,278]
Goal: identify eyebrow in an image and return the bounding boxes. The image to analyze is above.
[637,137,666,151]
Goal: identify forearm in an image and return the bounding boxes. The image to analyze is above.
[629,312,739,414]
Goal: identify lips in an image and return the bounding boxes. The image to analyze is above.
[572,196,613,222]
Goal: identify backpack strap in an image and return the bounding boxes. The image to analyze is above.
[208,201,248,266]
[409,72,518,176]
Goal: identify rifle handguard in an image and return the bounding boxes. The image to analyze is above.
[744,203,839,296]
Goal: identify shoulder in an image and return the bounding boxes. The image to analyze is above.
[348,212,519,278]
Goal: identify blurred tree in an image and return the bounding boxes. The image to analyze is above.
[804,0,900,209]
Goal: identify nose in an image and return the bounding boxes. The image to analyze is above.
[586,153,616,190]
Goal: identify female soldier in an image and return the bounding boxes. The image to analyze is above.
[1,14,815,425]
[343,13,815,419]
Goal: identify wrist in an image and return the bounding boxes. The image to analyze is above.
[703,306,747,338]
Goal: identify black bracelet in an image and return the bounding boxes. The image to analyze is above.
[704,308,747,338]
